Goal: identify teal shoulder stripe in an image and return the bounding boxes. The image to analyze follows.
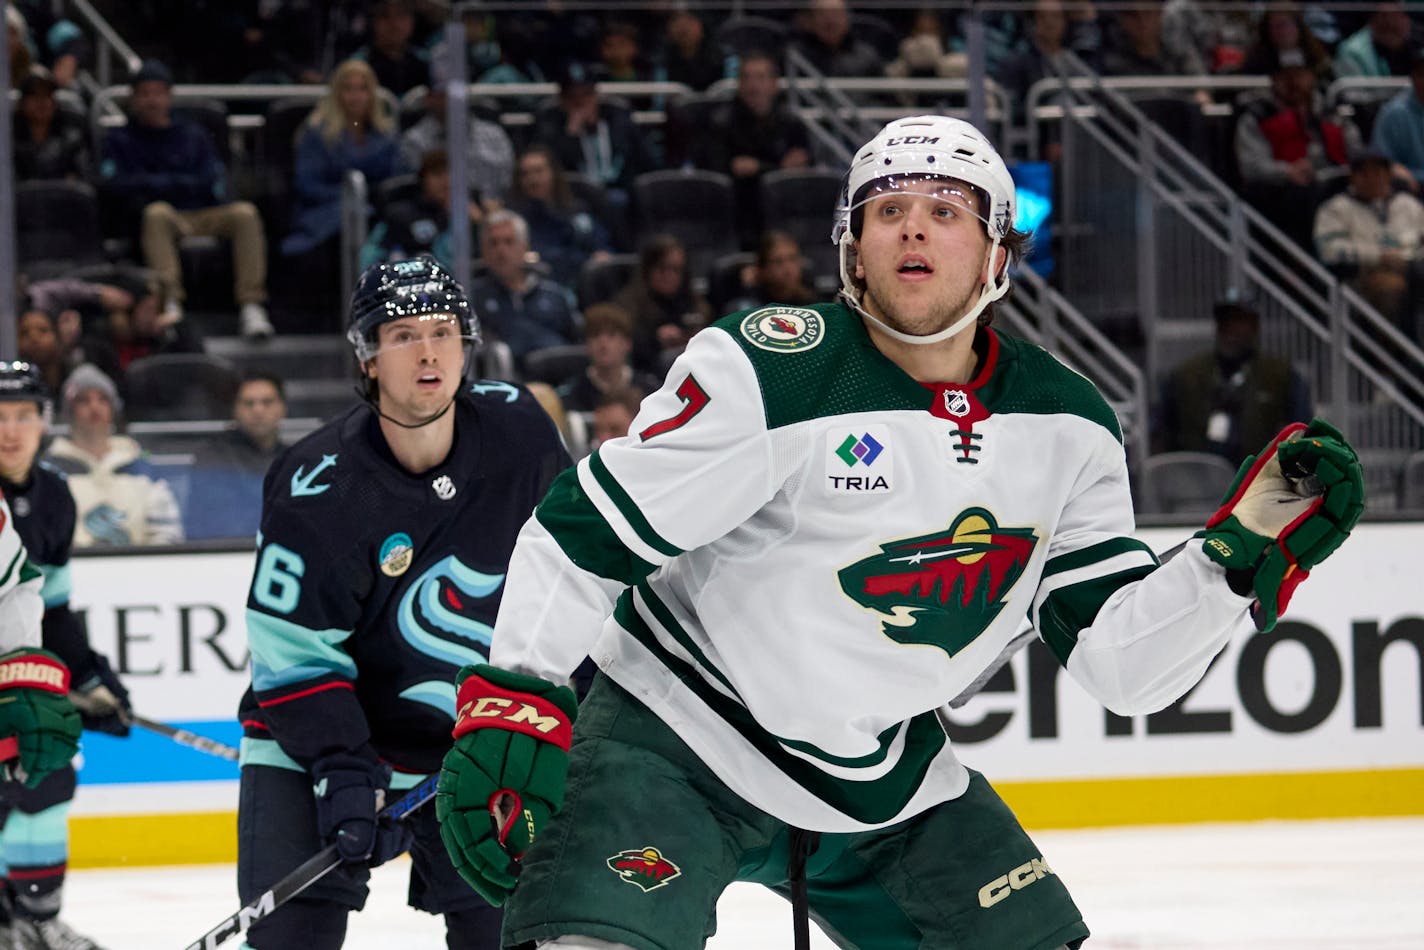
[246,610,357,691]
[36,562,71,608]
[1037,565,1157,666]
[1042,537,1159,580]
[535,467,658,584]
[615,593,946,824]
[587,453,681,558]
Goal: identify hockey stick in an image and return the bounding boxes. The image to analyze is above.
[181,773,439,950]
[131,715,240,762]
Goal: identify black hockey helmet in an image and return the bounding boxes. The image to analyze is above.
[0,361,53,424]
[345,254,480,364]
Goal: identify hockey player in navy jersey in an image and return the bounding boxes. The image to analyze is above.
[0,361,123,950]
[436,116,1366,949]
[236,256,570,949]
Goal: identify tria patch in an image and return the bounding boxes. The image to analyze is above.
[824,425,893,493]
[606,846,683,892]
[378,532,413,577]
[739,307,824,353]
[838,507,1038,658]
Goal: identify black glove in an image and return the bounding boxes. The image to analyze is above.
[311,752,415,867]
[70,651,132,737]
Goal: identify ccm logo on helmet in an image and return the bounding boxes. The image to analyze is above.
[977,856,1055,908]
[884,135,940,146]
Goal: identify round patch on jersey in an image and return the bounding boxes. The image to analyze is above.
[738,307,825,353]
[379,532,414,577]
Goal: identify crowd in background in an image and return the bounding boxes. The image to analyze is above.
[9,0,1424,551]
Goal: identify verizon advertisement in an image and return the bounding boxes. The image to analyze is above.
[66,527,1422,788]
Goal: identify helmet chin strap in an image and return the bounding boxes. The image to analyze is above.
[840,238,1009,347]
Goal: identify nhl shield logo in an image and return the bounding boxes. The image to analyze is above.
[739,307,824,353]
[943,389,971,417]
[606,846,683,892]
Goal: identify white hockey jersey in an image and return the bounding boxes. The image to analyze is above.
[492,303,1254,832]
[0,490,43,653]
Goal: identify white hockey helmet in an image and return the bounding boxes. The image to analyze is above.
[834,115,1018,345]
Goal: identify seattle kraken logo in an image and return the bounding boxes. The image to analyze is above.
[397,555,504,716]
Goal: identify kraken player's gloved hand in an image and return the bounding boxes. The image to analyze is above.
[0,649,80,788]
[311,752,414,867]
[437,663,577,907]
[1201,418,1364,631]
[70,650,132,737]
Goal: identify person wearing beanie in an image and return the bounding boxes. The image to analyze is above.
[42,364,183,547]
[98,58,274,339]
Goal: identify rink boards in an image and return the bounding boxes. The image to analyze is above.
[64,525,1424,867]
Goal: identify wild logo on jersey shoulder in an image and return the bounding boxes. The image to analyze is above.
[606,846,682,892]
[839,508,1037,657]
[739,306,824,353]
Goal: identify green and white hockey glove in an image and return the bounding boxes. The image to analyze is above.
[437,663,577,907]
[1201,418,1365,631]
[0,649,81,787]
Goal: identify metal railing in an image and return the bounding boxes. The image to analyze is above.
[1043,53,1424,510]
[63,0,141,88]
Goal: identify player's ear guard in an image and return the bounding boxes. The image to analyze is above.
[1199,418,1364,631]
[437,663,578,906]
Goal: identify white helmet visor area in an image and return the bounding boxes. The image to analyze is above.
[349,312,479,364]
[839,174,991,242]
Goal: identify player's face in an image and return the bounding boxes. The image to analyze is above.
[0,401,43,480]
[855,181,1001,337]
[368,314,464,423]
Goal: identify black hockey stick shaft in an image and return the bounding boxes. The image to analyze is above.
[132,715,240,762]
[181,773,439,950]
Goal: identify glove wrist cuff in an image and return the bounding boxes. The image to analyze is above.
[0,651,70,695]
[453,672,575,750]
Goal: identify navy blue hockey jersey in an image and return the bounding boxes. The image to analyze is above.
[239,383,570,777]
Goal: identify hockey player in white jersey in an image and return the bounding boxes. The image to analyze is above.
[0,482,81,797]
[436,115,1366,949]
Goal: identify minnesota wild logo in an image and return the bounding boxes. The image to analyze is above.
[606,846,682,892]
[838,508,1037,657]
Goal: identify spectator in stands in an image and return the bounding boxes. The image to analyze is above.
[1241,6,1334,82]
[100,59,274,340]
[886,9,969,93]
[12,67,87,181]
[556,303,660,413]
[468,209,582,366]
[599,19,653,84]
[1153,297,1312,465]
[79,270,205,378]
[1235,60,1362,247]
[281,58,400,298]
[725,230,821,312]
[43,364,184,547]
[531,60,658,206]
[353,0,429,97]
[12,0,85,90]
[998,0,1100,135]
[509,144,613,285]
[1101,4,1209,100]
[1315,150,1424,334]
[698,51,812,248]
[362,148,481,271]
[16,308,78,395]
[398,56,516,202]
[590,385,644,450]
[613,232,712,371]
[6,6,33,88]
[657,8,730,91]
[1162,0,1254,74]
[1370,47,1424,190]
[790,0,884,78]
[186,370,288,540]
[1335,2,1415,78]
